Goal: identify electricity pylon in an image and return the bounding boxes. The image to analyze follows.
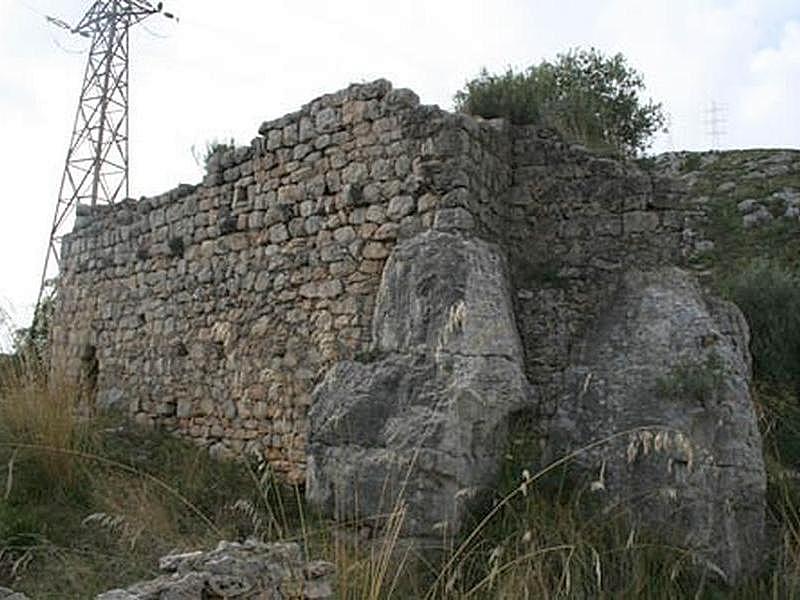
[704,100,728,150]
[35,1,175,312]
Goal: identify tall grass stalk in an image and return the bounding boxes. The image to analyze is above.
[0,360,83,489]
[424,425,680,599]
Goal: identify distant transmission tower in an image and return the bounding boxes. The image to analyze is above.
[704,100,728,150]
[35,1,176,310]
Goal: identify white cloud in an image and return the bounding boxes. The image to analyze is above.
[739,19,800,147]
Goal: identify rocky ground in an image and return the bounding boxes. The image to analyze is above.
[651,148,800,285]
[2,540,334,600]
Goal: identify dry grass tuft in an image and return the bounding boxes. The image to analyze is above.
[0,362,85,489]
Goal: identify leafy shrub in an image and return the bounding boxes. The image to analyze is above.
[454,48,666,156]
[726,261,800,392]
[656,352,726,404]
[12,281,56,367]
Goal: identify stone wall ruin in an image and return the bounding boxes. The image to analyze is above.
[51,80,766,582]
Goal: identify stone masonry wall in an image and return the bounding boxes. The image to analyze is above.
[51,80,696,482]
[501,128,698,413]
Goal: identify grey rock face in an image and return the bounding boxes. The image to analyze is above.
[0,588,30,600]
[550,267,765,583]
[95,540,334,600]
[736,198,761,214]
[307,230,534,538]
[743,206,773,228]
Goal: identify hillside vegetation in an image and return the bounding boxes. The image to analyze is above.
[656,149,800,392]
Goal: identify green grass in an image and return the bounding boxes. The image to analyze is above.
[0,360,421,599]
[680,150,800,283]
[0,361,269,598]
[677,150,800,393]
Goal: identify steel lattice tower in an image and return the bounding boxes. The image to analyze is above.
[36,0,175,309]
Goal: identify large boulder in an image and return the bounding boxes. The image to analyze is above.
[306,231,535,538]
[550,267,766,583]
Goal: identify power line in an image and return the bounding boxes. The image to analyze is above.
[50,35,89,54]
[141,22,172,39]
[14,0,50,19]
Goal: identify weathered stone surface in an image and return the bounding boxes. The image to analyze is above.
[549,267,765,583]
[307,231,534,537]
[95,540,334,600]
[0,588,30,600]
[743,206,773,228]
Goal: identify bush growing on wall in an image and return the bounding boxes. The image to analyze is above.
[191,137,236,172]
[454,48,666,156]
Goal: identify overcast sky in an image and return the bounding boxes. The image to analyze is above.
[0,0,798,347]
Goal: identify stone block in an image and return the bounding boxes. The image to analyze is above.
[623,210,659,233]
[305,216,325,235]
[176,398,193,418]
[365,205,386,223]
[362,242,389,260]
[269,224,289,244]
[333,226,356,243]
[342,162,368,185]
[299,280,343,299]
[387,195,415,220]
[315,107,340,133]
[433,208,475,231]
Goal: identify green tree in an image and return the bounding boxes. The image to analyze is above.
[454,48,666,156]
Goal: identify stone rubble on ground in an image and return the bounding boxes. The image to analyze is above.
[95,540,334,600]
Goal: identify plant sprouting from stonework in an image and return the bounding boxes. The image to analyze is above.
[655,352,726,404]
[192,137,236,172]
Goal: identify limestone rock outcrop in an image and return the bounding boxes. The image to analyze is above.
[307,230,534,537]
[95,540,334,600]
[550,268,765,582]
